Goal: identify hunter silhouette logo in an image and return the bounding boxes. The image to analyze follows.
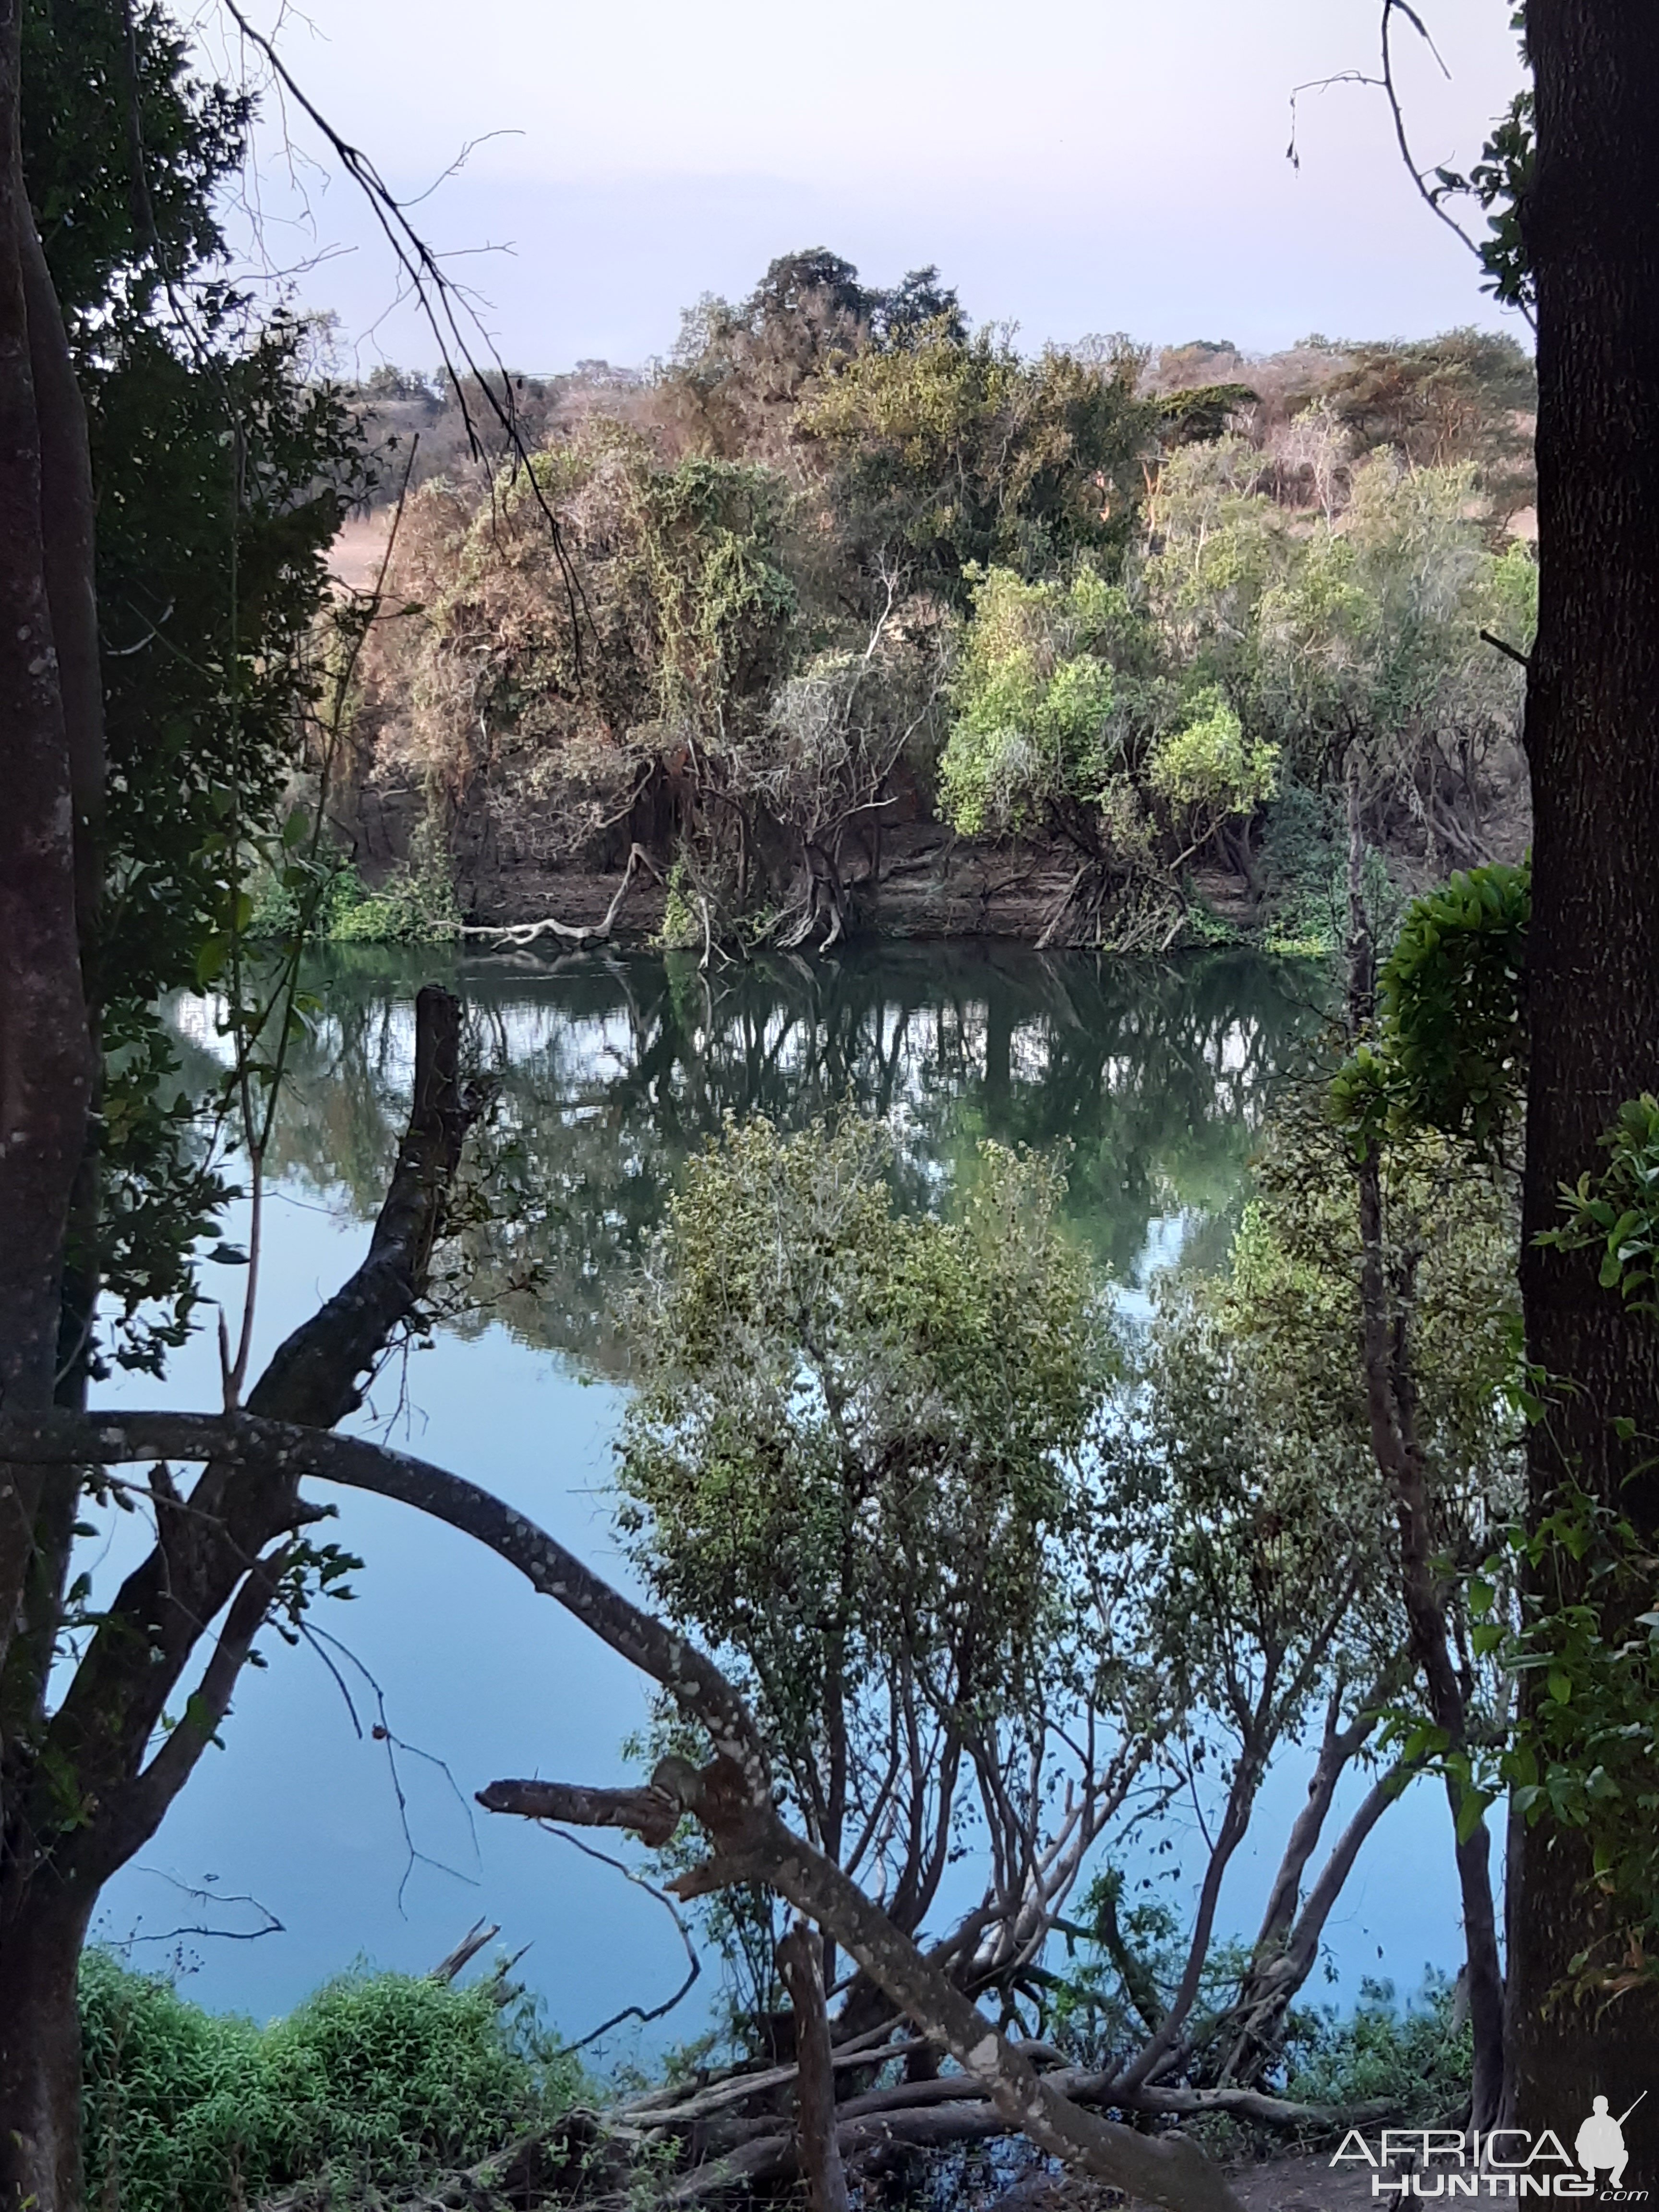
[1577,2095,1645,2195]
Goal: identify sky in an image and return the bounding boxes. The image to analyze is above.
[212,0,1530,376]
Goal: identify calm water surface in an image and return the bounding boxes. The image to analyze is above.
[96,943,1464,2048]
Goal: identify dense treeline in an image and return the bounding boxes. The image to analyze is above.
[332,259,1539,951]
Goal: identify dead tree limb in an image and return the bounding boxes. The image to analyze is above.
[429,1919,500,1983]
[458,844,661,950]
[477,1778,681,1848]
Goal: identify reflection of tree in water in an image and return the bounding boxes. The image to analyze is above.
[246,942,1323,1374]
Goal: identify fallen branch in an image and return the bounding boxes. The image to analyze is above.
[610,2034,932,2128]
[458,844,659,949]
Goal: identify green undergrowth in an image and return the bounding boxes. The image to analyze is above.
[248,852,461,946]
[81,1950,584,2212]
[1282,1972,1473,2118]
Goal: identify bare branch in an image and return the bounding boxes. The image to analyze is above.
[477,1777,681,1849]
[457,844,661,949]
[0,1406,1242,2211]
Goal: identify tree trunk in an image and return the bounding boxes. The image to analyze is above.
[777,1921,852,2212]
[1344,771,1504,2118]
[0,0,96,1788]
[1508,0,1659,2147]
[0,1887,92,2212]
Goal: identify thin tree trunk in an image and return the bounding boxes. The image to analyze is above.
[1508,0,1659,2142]
[777,1922,852,2212]
[1346,778,1503,2125]
[1356,1154,1505,2128]
[0,12,96,1734]
[1216,1706,1402,2086]
[0,993,473,2212]
[0,38,102,2200]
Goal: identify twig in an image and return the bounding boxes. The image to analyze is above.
[536,1826,701,2050]
[217,0,591,665]
[1479,627,1532,670]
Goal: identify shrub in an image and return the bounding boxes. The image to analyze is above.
[1281,1973,1473,2118]
[80,1951,582,2212]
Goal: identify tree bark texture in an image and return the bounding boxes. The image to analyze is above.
[0,20,99,2206]
[0,1,96,1721]
[777,1922,853,2212]
[1510,0,1659,2143]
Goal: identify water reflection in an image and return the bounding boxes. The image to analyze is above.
[180,943,1324,1372]
[125,943,1482,2044]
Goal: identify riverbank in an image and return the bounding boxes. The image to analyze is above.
[332,791,1316,954]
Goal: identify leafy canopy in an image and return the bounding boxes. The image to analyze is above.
[616,1117,1113,1832]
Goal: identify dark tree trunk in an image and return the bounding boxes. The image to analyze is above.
[0,2,96,1708]
[1507,0,1659,2151]
[0,1887,92,2212]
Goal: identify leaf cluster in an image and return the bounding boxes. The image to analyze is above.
[1538,1094,1659,1320]
[25,0,377,1376]
[801,327,1154,607]
[1462,1486,1659,1996]
[1331,861,1530,1164]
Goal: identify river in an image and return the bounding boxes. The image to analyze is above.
[93,941,1466,2053]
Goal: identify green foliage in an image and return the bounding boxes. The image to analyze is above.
[1200,1099,1524,1604]
[366,425,796,873]
[1247,456,1529,787]
[79,1953,581,2212]
[1045,1868,1242,2073]
[1155,383,1262,446]
[632,455,799,729]
[1331,862,1530,1162]
[662,247,965,448]
[23,0,249,329]
[357,242,1538,958]
[1431,10,1535,317]
[1539,1094,1659,1319]
[802,326,1153,603]
[938,565,1138,835]
[1255,780,1344,955]
[24,0,375,1378]
[1145,685,1278,818]
[1116,1264,1400,1719]
[1320,332,1536,482]
[617,1115,1112,1846]
[1281,1975,1472,2117]
[1463,1488,1659,1996]
[326,859,463,947]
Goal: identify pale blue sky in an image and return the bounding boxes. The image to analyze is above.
[218,0,1528,373]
